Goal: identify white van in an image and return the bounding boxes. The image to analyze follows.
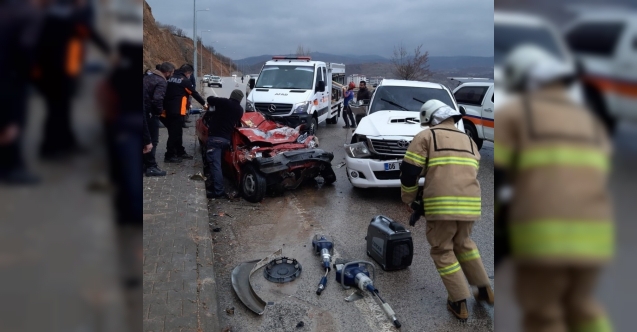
[246,56,346,135]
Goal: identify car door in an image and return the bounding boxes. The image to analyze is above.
[482,87,494,141]
[612,20,637,121]
[315,66,329,123]
[454,84,490,139]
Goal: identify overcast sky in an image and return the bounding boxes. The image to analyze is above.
[146,0,494,60]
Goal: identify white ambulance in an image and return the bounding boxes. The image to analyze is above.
[246,56,346,135]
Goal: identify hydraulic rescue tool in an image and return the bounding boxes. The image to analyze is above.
[312,235,334,295]
[334,260,401,328]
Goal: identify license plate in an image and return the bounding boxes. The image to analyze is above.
[384,162,401,171]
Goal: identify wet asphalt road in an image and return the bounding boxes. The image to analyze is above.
[202,78,494,332]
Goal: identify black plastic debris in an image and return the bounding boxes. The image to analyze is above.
[296,321,305,328]
[263,257,302,283]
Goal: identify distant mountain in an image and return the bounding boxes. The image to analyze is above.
[236,52,492,70]
[235,52,494,79]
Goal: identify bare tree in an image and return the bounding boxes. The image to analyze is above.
[391,43,431,81]
[296,44,311,56]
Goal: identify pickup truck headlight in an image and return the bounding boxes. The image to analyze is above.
[293,101,311,114]
[246,100,255,112]
[344,141,372,158]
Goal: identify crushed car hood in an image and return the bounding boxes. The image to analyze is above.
[238,112,305,145]
[355,111,429,137]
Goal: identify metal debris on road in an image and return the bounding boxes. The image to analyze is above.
[263,257,302,283]
[231,248,282,315]
[334,161,346,168]
[189,172,206,181]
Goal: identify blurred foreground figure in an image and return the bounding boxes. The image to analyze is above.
[495,44,614,332]
[32,0,110,160]
[96,1,143,330]
[0,0,43,184]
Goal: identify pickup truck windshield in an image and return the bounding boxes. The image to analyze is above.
[255,65,315,89]
[495,24,565,66]
[369,86,455,114]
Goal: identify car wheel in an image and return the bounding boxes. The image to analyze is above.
[321,167,336,185]
[463,120,483,150]
[241,164,266,203]
[308,117,318,136]
[220,84,223,88]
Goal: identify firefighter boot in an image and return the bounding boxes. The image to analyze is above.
[474,285,494,305]
[447,298,468,321]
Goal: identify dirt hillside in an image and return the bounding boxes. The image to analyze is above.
[143,1,231,77]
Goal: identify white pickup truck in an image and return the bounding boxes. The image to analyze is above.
[450,77,494,150]
[563,9,637,133]
[344,79,465,188]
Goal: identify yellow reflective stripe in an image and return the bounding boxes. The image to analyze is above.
[427,210,481,215]
[404,151,426,165]
[423,196,481,203]
[424,201,481,207]
[437,262,461,276]
[428,157,479,168]
[456,249,480,263]
[494,141,513,167]
[401,184,418,193]
[519,147,609,172]
[575,316,612,332]
[510,220,614,258]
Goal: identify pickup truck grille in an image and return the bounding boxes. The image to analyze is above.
[368,139,411,156]
[255,103,293,115]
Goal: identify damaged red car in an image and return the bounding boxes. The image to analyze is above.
[195,111,336,203]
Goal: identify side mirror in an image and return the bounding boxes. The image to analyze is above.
[459,106,466,115]
[248,78,255,89]
[317,81,326,92]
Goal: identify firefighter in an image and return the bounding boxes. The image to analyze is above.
[495,44,614,332]
[400,99,493,320]
[161,64,207,163]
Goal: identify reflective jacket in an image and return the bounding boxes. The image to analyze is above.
[494,87,613,265]
[400,118,482,221]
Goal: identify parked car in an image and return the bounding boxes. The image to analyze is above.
[195,110,336,202]
[208,75,222,88]
[449,77,494,150]
[563,9,637,133]
[344,79,465,188]
[203,74,212,83]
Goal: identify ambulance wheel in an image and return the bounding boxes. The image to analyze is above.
[463,120,483,150]
[327,115,337,124]
[241,164,266,203]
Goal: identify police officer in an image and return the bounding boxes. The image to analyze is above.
[495,44,613,332]
[161,64,207,163]
[400,100,493,320]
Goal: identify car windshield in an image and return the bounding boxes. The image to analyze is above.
[369,86,455,114]
[255,65,315,89]
[495,23,565,66]
[212,76,220,79]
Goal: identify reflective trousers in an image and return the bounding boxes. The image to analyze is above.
[515,265,610,332]
[425,220,490,301]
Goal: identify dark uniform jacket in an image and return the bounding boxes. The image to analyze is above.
[357,87,372,101]
[203,96,244,141]
[163,71,206,117]
[143,70,167,116]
